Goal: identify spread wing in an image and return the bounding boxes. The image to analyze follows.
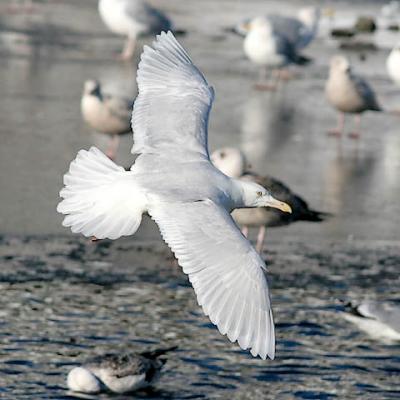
[149,199,275,360]
[131,31,214,164]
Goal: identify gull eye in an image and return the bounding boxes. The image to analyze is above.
[256,191,263,197]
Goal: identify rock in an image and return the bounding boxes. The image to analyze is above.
[331,28,355,38]
[355,16,377,33]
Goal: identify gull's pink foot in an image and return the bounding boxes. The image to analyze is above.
[348,131,360,139]
[327,129,342,137]
[253,83,277,91]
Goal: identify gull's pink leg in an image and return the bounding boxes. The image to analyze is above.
[255,225,266,254]
[328,112,345,137]
[254,68,277,91]
[348,114,361,139]
[105,135,120,160]
[242,226,249,238]
[118,37,136,61]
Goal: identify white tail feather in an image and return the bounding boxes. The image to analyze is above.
[57,147,145,240]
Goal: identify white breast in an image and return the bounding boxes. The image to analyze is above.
[98,0,143,37]
[244,30,285,68]
[387,48,400,85]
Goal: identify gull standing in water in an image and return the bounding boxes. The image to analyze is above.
[243,17,309,90]
[325,55,382,138]
[211,147,328,253]
[98,0,172,60]
[81,80,133,160]
[235,7,320,52]
[57,32,293,360]
[67,347,176,394]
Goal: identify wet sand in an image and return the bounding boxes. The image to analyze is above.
[0,0,400,398]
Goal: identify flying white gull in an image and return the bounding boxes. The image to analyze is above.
[67,347,176,394]
[98,0,172,60]
[57,32,293,360]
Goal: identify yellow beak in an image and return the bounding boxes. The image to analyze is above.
[268,199,292,214]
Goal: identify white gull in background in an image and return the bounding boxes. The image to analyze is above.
[343,300,400,342]
[81,80,133,160]
[211,147,328,253]
[325,55,382,138]
[67,347,176,394]
[57,32,293,360]
[98,0,172,60]
[387,44,400,86]
[234,7,320,51]
[243,17,310,89]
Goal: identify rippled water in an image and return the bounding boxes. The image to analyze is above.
[1,235,399,399]
[1,0,400,398]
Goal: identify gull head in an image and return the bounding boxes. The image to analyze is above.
[330,55,350,74]
[247,17,273,35]
[297,7,321,28]
[83,79,101,97]
[211,147,249,178]
[239,180,292,213]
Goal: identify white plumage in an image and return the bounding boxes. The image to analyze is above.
[58,32,293,360]
[98,0,172,60]
[387,45,400,86]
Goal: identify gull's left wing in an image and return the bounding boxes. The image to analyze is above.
[149,199,275,360]
[131,31,214,163]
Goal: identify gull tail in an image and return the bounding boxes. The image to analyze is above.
[57,147,146,240]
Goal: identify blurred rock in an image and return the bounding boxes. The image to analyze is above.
[354,16,377,33]
[331,28,355,38]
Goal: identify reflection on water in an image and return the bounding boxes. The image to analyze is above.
[0,236,400,399]
[240,90,295,164]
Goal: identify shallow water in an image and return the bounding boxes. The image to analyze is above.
[1,236,400,399]
[0,0,400,398]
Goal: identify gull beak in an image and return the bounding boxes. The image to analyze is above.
[265,197,292,214]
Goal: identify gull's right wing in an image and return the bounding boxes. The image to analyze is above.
[149,199,275,360]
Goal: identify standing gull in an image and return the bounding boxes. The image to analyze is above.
[325,55,382,138]
[235,7,320,52]
[243,17,309,90]
[211,148,328,253]
[67,347,176,394]
[81,80,133,160]
[57,32,293,360]
[98,0,172,60]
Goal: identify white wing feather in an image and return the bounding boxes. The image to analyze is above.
[149,200,275,360]
[131,31,214,162]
